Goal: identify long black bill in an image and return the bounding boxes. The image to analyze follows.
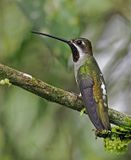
[32,31,79,62]
[32,31,70,44]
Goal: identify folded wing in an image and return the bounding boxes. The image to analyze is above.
[77,73,106,130]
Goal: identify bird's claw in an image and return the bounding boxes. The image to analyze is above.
[80,108,86,116]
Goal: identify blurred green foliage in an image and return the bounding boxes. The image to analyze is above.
[0,0,131,159]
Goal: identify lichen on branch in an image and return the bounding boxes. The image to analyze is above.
[0,63,131,144]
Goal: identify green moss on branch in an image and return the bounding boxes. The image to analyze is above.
[0,63,131,131]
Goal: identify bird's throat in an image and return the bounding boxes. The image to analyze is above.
[69,44,80,62]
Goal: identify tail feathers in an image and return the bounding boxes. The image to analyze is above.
[97,105,111,130]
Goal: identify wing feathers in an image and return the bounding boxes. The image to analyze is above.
[82,87,105,130]
[78,75,105,130]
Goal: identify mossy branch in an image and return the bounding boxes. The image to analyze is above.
[0,63,131,138]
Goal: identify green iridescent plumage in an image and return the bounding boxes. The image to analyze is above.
[77,56,110,130]
[32,31,111,130]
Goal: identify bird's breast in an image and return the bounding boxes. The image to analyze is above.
[73,55,88,82]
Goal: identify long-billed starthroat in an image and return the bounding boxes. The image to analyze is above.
[32,31,111,131]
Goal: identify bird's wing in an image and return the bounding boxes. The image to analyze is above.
[92,72,111,130]
[77,71,105,130]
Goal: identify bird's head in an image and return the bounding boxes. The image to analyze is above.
[32,31,93,63]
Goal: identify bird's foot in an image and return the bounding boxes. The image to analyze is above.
[94,129,111,139]
[80,108,86,116]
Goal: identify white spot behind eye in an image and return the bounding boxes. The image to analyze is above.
[82,41,85,45]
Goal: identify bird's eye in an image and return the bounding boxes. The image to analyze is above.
[77,40,82,45]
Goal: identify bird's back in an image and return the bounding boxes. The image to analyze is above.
[76,56,111,130]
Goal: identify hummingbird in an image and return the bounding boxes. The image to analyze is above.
[32,31,111,131]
